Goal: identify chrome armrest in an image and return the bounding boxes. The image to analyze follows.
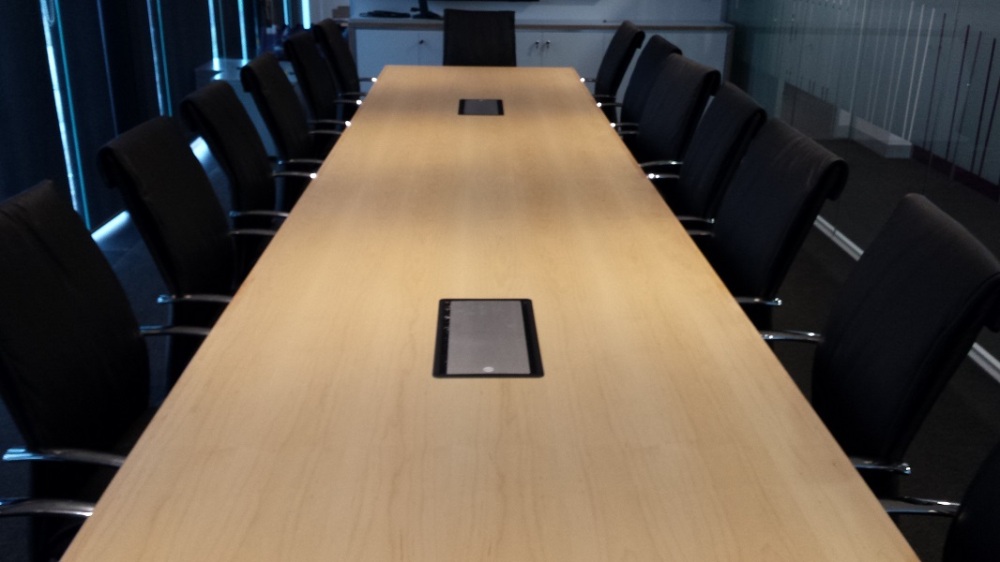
[676,216,714,225]
[580,76,596,84]
[0,498,94,519]
[681,215,715,237]
[274,158,323,169]
[759,330,824,344]
[4,447,125,468]
[850,456,912,475]
[597,101,622,109]
[140,325,211,338]
[272,170,317,181]
[679,217,715,237]
[881,497,959,517]
[229,228,278,238]
[641,160,683,181]
[735,296,784,307]
[640,160,683,169]
[309,119,350,129]
[308,129,343,138]
[361,77,377,84]
[157,293,232,306]
[229,210,291,220]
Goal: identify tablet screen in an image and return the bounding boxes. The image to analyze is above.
[434,299,542,377]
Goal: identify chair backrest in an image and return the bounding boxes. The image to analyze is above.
[618,34,683,125]
[593,20,645,100]
[629,54,721,164]
[665,82,766,218]
[240,52,322,162]
[0,181,149,452]
[704,119,848,322]
[313,18,362,98]
[442,9,517,67]
[98,116,236,299]
[180,81,277,214]
[812,194,1000,467]
[284,30,342,122]
[944,442,1000,561]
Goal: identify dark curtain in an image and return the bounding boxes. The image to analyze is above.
[99,0,159,133]
[0,0,214,229]
[94,0,212,214]
[213,0,248,59]
[60,0,158,226]
[159,0,213,117]
[0,1,67,203]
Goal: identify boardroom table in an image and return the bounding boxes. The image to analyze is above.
[63,65,916,560]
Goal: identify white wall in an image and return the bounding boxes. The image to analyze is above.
[314,0,725,22]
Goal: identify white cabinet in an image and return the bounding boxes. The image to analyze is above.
[356,27,612,82]
[351,20,732,86]
[515,30,609,78]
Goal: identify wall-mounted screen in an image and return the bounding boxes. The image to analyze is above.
[362,0,540,20]
[414,0,539,19]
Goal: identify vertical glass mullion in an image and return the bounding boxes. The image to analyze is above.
[146,0,170,115]
[208,0,221,62]
[239,0,249,60]
[39,0,89,226]
[95,0,119,135]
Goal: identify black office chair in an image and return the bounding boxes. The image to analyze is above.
[686,118,848,329]
[764,194,1000,497]
[283,30,359,126]
[180,80,315,216]
[643,82,766,219]
[619,53,720,164]
[0,181,191,557]
[313,18,371,119]
[586,21,645,121]
[442,9,517,67]
[240,52,343,173]
[883,441,1000,560]
[98,117,274,384]
[600,34,682,126]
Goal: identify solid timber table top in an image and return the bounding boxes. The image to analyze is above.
[64,66,916,560]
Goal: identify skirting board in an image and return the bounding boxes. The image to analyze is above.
[814,216,1000,384]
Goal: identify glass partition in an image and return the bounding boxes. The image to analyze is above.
[728,0,1000,365]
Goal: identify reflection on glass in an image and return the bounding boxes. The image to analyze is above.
[728,0,1000,365]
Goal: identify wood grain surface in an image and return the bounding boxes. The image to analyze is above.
[64,66,916,561]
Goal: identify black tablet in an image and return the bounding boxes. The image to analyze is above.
[459,99,504,116]
[433,299,542,377]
